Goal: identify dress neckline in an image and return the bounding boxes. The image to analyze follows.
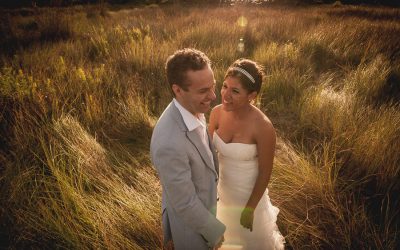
[214,131,256,146]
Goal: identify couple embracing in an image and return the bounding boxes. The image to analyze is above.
[150,48,285,250]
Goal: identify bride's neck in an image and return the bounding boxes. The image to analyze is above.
[231,104,252,120]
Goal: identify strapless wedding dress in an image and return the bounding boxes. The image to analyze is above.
[213,132,285,250]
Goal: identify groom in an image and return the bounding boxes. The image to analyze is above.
[150,48,225,249]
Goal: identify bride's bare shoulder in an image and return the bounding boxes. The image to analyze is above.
[211,104,223,113]
[252,107,275,134]
[210,104,223,119]
[209,104,223,131]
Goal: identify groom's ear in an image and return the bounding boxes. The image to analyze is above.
[172,84,181,96]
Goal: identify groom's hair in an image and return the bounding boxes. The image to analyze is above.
[165,48,211,92]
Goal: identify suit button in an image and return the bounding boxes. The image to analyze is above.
[217,197,220,201]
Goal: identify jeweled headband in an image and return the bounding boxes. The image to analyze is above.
[231,66,255,84]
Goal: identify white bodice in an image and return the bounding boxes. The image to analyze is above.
[213,132,257,161]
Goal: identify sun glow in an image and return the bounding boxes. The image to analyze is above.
[237,16,248,28]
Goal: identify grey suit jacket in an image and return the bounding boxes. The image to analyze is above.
[150,101,225,250]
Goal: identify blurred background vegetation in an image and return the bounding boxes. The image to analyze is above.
[0,1,399,249]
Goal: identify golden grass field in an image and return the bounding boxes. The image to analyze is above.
[0,2,399,249]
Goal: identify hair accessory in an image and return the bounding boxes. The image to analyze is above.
[231,66,255,84]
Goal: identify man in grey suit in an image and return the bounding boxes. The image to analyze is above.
[150,48,225,249]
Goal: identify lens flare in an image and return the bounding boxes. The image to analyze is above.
[237,38,245,53]
[237,16,248,28]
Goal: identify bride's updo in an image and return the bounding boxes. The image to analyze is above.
[225,59,264,94]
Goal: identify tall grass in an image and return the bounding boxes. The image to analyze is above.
[1,3,399,249]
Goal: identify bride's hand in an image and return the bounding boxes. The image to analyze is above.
[240,206,254,232]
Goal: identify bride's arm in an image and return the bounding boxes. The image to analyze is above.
[241,119,276,231]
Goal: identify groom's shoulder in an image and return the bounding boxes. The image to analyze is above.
[151,123,186,153]
[152,104,186,142]
[154,103,179,130]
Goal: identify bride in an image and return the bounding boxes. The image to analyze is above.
[209,59,285,250]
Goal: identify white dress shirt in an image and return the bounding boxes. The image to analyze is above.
[173,99,214,166]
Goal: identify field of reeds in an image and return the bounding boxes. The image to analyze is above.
[0,2,399,249]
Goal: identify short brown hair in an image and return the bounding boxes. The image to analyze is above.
[165,48,211,91]
[225,59,264,93]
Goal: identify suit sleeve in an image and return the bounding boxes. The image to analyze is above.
[152,144,225,247]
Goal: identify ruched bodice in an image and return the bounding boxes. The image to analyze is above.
[213,132,257,161]
[213,132,260,196]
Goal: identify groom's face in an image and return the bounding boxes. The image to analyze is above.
[173,66,216,117]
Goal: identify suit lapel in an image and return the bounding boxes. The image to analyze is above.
[207,129,219,175]
[169,101,217,176]
[186,131,217,176]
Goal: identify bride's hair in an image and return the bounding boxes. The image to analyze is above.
[225,59,264,93]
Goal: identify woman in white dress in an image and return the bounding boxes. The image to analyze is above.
[209,59,285,250]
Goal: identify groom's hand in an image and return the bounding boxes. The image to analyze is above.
[240,206,255,232]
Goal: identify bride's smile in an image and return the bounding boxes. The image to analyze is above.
[221,76,256,113]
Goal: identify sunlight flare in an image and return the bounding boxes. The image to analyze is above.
[237,16,248,28]
[237,38,245,53]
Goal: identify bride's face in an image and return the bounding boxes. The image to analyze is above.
[221,76,255,111]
